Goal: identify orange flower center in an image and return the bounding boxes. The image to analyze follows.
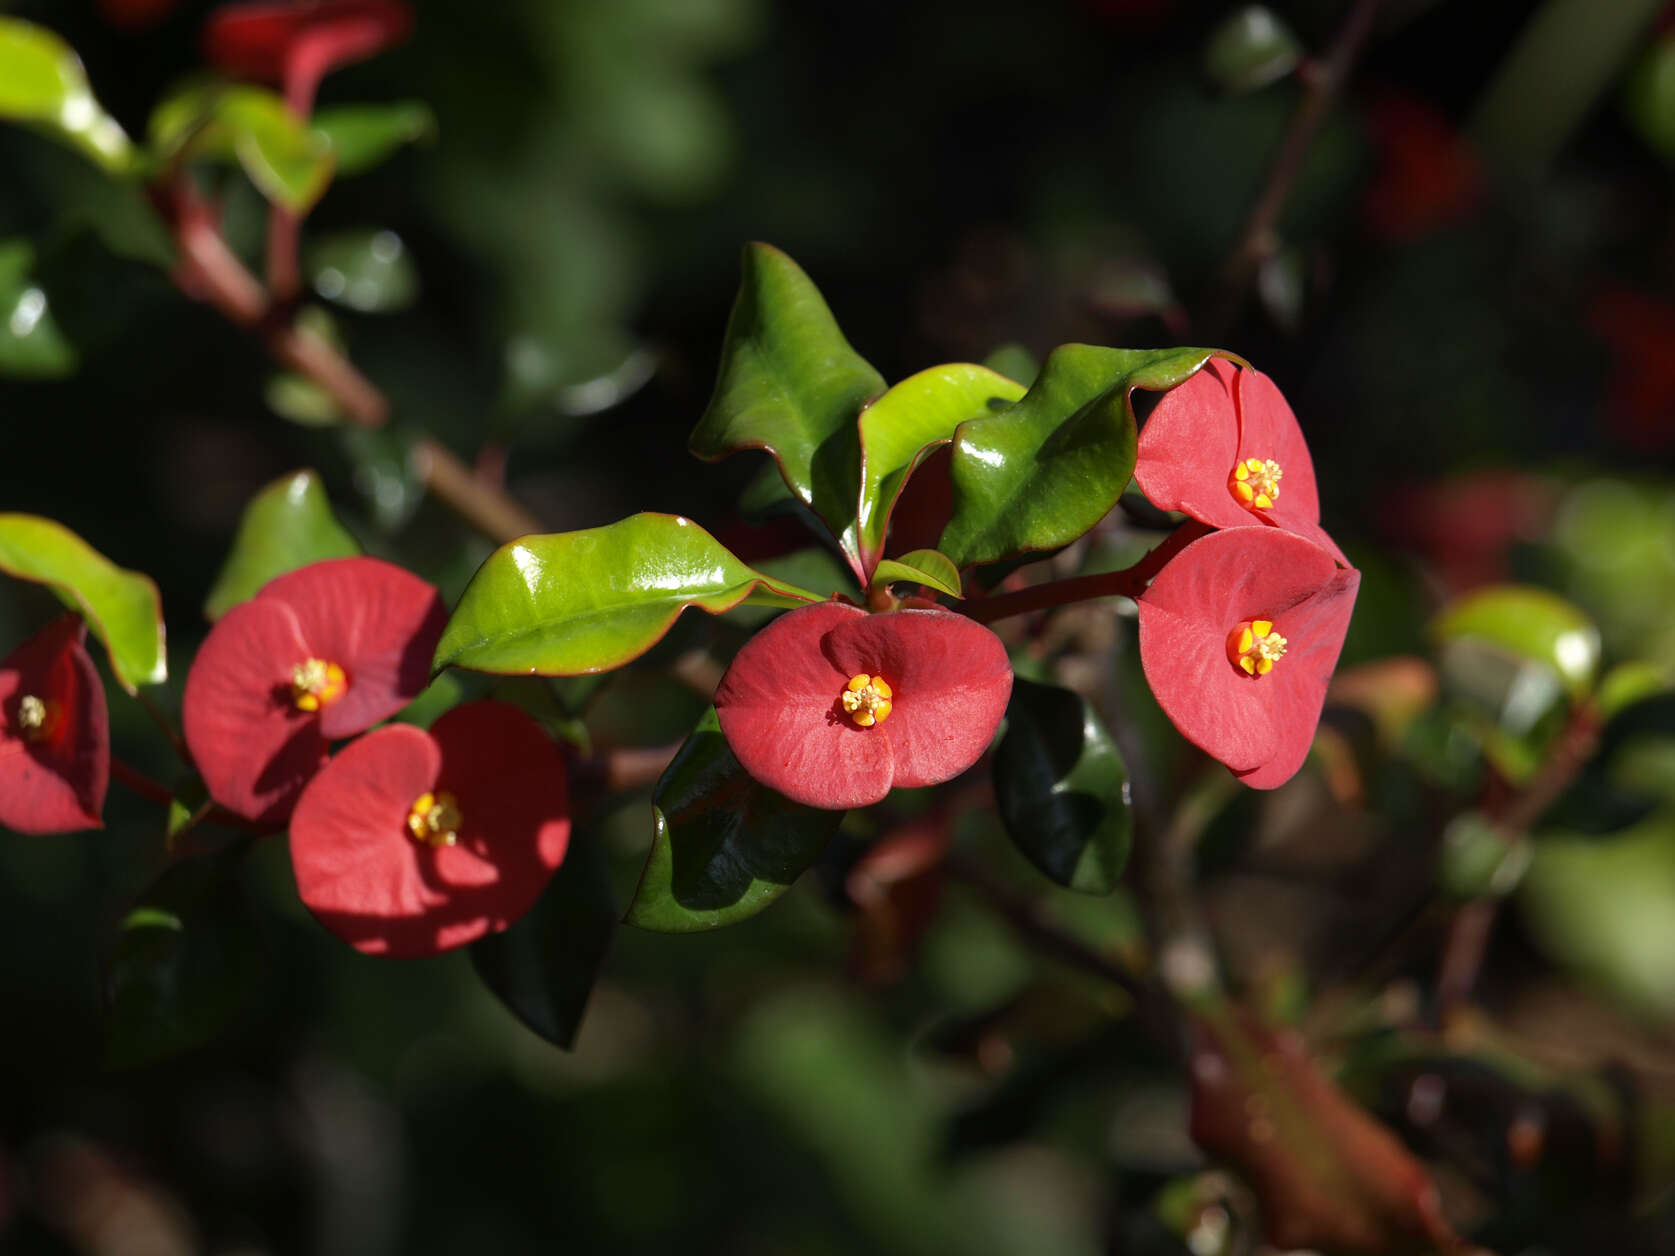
[841,673,894,727]
[1230,456,1283,510]
[1227,619,1288,677]
[406,790,462,848]
[291,657,347,712]
[15,693,59,742]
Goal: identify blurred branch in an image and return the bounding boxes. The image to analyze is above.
[962,520,1209,624]
[1200,0,1386,339]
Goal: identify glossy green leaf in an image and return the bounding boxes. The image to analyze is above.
[1203,5,1302,94]
[871,549,962,599]
[992,679,1132,893]
[0,239,75,377]
[470,833,615,1049]
[204,470,360,621]
[689,243,884,568]
[0,18,135,173]
[306,229,417,313]
[627,709,843,932]
[1432,585,1600,699]
[0,513,166,691]
[150,82,333,212]
[939,345,1215,569]
[855,363,1026,574]
[104,849,263,1068]
[435,513,824,677]
[311,100,434,176]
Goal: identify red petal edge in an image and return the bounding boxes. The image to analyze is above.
[0,616,109,834]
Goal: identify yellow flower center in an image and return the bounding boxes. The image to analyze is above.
[1227,619,1288,677]
[1230,456,1283,510]
[15,693,58,742]
[291,657,347,712]
[841,673,894,727]
[406,790,462,848]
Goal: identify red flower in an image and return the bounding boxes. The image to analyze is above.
[203,0,412,112]
[288,700,570,958]
[714,602,1013,810]
[1137,529,1359,789]
[1134,358,1349,565]
[0,616,109,834]
[183,557,446,826]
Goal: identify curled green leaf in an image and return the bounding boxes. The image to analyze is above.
[871,550,962,599]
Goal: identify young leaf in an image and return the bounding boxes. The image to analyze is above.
[0,239,76,377]
[1431,585,1600,699]
[470,832,616,1049]
[0,18,135,174]
[626,709,843,932]
[104,849,264,1069]
[689,244,885,569]
[203,469,360,621]
[434,513,824,677]
[150,82,334,212]
[871,550,962,599]
[0,513,166,691]
[855,363,1026,575]
[311,100,434,176]
[939,345,1214,569]
[992,679,1132,893]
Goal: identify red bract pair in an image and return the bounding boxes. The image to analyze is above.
[184,557,446,826]
[289,700,571,958]
[0,617,108,834]
[715,602,1013,810]
[1135,358,1349,566]
[1137,528,1359,790]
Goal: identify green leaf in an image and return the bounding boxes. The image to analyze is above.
[0,513,166,691]
[626,709,843,932]
[470,832,615,1049]
[982,342,1039,388]
[203,470,360,621]
[104,849,264,1068]
[939,345,1215,569]
[992,679,1132,893]
[311,100,434,176]
[689,243,885,570]
[1431,585,1601,699]
[265,372,344,426]
[0,18,134,173]
[1597,660,1673,721]
[1438,811,1531,900]
[1203,5,1302,94]
[150,81,334,212]
[305,229,418,313]
[0,239,76,377]
[1623,35,1675,165]
[435,513,824,677]
[855,363,1026,573]
[871,549,962,599]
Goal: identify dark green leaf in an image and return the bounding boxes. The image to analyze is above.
[626,709,843,931]
[1432,585,1600,699]
[872,550,962,599]
[1438,811,1531,899]
[981,342,1039,388]
[0,18,134,173]
[339,425,421,531]
[306,229,417,313]
[311,100,434,176]
[0,513,166,691]
[688,243,884,568]
[204,470,360,621]
[855,363,1026,574]
[993,679,1132,893]
[470,833,615,1049]
[104,849,263,1068]
[939,345,1214,569]
[0,239,76,377]
[435,513,824,677]
[1203,6,1302,94]
[150,81,333,212]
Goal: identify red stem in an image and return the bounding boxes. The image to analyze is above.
[110,757,173,808]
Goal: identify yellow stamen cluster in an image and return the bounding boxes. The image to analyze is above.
[841,673,894,727]
[1231,457,1283,510]
[1227,620,1288,677]
[291,657,347,712]
[16,693,55,742]
[406,790,462,848]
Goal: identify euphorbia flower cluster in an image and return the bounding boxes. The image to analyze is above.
[0,616,109,834]
[715,602,1013,810]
